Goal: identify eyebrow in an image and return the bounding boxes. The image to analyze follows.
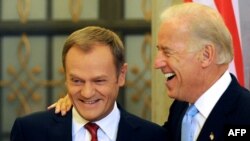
[68,74,81,80]
[156,45,174,51]
[69,73,108,80]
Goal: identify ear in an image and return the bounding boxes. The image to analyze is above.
[199,44,215,67]
[118,63,128,86]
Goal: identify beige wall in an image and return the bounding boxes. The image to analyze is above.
[151,0,182,125]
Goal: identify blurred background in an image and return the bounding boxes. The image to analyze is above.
[0,0,250,140]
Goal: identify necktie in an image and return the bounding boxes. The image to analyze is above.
[85,122,99,141]
[181,104,199,141]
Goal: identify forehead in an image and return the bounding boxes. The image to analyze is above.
[66,45,115,67]
[65,45,118,78]
[67,44,112,57]
[157,21,190,50]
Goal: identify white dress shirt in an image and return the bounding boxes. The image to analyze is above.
[193,71,231,141]
[72,102,120,141]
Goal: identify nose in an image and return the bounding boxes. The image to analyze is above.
[80,83,95,98]
[154,51,167,69]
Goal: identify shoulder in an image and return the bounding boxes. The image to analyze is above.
[12,109,55,128]
[227,75,250,107]
[123,110,161,127]
[119,106,166,132]
[118,108,167,140]
[12,108,71,129]
[223,76,250,121]
[234,87,250,112]
[11,108,72,141]
[10,109,55,141]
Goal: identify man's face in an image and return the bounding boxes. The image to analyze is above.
[65,44,126,121]
[154,20,203,102]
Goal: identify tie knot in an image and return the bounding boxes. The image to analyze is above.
[85,122,99,131]
[186,105,198,117]
[84,122,99,141]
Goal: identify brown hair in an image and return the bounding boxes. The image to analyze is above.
[62,26,125,74]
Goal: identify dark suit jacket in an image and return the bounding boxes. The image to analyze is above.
[163,74,250,141]
[11,105,167,141]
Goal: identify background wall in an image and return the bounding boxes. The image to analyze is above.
[0,0,152,140]
[0,0,250,140]
[239,0,250,90]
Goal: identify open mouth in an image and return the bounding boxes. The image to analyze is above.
[80,99,99,104]
[165,73,176,81]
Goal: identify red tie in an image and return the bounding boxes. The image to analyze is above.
[84,122,99,141]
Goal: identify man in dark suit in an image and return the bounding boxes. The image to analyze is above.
[155,2,250,141]
[11,105,166,141]
[163,75,250,141]
[45,3,250,141]
[10,26,167,141]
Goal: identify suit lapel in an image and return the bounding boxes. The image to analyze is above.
[164,100,188,141]
[116,106,137,141]
[197,75,241,141]
[197,104,226,140]
[48,108,73,141]
[176,104,188,141]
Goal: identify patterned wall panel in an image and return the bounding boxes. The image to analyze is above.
[2,0,47,21]
[124,0,152,120]
[52,0,99,20]
[125,0,151,20]
[0,0,152,140]
[51,36,68,101]
[1,35,48,132]
[125,34,152,120]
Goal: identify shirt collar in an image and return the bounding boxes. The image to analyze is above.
[195,71,231,118]
[72,102,120,140]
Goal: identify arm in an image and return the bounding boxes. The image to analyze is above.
[47,94,72,116]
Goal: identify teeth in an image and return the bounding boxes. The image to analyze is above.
[165,73,175,80]
[84,100,96,104]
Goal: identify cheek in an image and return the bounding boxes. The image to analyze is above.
[176,55,199,73]
[98,86,119,99]
[179,64,201,88]
[66,84,81,96]
[167,55,181,66]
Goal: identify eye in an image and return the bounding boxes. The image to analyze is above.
[95,79,106,84]
[157,46,173,57]
[70,78,83,85]
[162,49,172,57]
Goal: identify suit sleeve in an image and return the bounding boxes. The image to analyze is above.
[10,118,25,141]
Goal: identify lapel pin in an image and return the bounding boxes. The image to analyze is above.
[209,132,214,140]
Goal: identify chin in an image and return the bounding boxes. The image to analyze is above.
[81,113,100,121]
[167,91,175,98]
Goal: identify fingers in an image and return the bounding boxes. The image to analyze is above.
[47,103,57,110]
[57,95,72,116]
[55,98,66,115]
[47,94,72,116]
[65,95,72,111]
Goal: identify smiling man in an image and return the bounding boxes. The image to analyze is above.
[64,36,123,123]
[47,3,250,141]
[155,3,250,141]
[10,26,167,141]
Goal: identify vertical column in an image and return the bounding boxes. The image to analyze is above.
[99,0,123,21]
[151,0,182,125]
